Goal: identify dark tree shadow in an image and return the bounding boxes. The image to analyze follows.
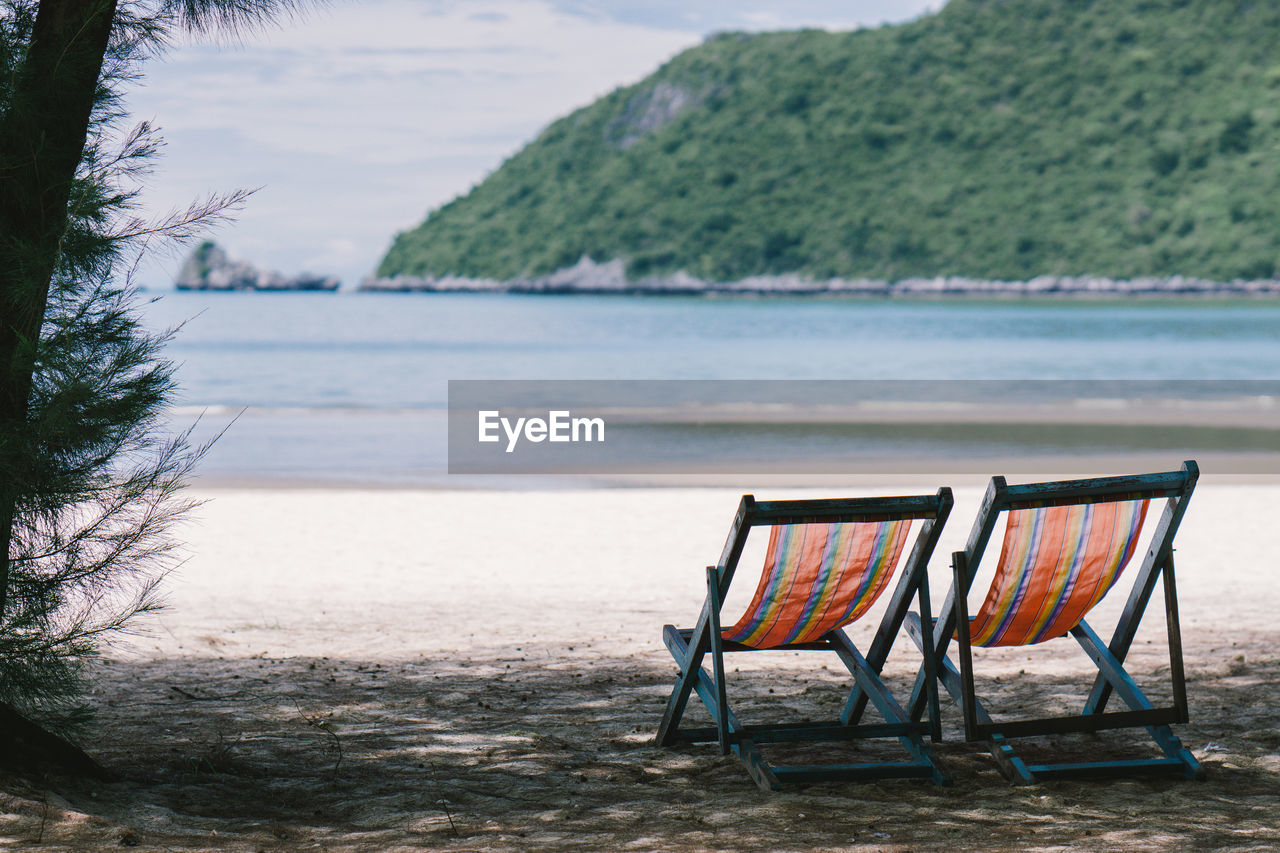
[2,649,1277,850]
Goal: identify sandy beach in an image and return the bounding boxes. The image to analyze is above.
[2,480,1278,851]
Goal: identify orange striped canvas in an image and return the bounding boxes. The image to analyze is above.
[967,499,1149,647]
[722,520,912,650]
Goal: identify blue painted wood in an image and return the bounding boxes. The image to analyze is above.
[1071,620,1157,711]
[951,551,980,742]
[905,613,1037,783]
[1000,469,1190,508]
[916,562,942,743]
[828,629,951,786]
[970,708,1180,740]
[669,623,780,791]
[675,721,928,744]
[706,565,729,756]
[1026,758,1187,779]
[749,494,943,524]
[1162,553,1190,724]
[773,762,935,783]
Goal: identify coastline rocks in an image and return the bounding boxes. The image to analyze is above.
[358,256,1280,297]
[176,242,340,292]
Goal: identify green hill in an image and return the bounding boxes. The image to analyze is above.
[378,0,1280,283]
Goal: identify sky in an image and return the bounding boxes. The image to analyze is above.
[128,0,940,288]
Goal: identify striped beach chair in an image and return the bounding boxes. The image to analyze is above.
[906,461,1201,784]
[656,491,953,790]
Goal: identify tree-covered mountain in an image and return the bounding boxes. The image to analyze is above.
[378,0,1280,283]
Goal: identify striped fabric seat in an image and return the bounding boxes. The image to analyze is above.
[723,519,913,649]
[967,499,1149,647]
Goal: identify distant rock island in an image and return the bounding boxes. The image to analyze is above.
[360,256,1280,297]
[376,0,1280,287]
[176,242,339,292]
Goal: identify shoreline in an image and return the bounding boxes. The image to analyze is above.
[358,261,1280,297]
[149,285,1280,301]
[172,393,1280,486]
[183,466,1280,491]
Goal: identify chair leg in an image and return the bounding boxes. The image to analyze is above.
[906,612,1035,783]
[656,588,721,747]
[916,574,942,743]
[912,612,1204,784]
[844,509,948,728]
[706,566,730,756]
[950,552,982,743]
[654,631,700,747]
[1086,491,1194,716]
[662,624,951,789]
[828,631,952,786]
[1162,554,1190,724]
[660,624,781,790]
[1071,619,1204,780]
[904,612,935,721]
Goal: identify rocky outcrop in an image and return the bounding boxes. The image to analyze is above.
[358,256,1280,297]
[604,81,711,150]
[176,242,340,292]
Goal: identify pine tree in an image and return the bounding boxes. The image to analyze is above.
[0,0,315,764]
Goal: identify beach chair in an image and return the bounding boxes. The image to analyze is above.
[655,490,953,790]
[906,461,1202,784]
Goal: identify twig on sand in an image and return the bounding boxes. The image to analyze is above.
[35,784,49,844]
[428,761,459,837]
[293,701,343,780]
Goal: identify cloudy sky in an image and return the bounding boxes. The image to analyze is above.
[129,0,940,287]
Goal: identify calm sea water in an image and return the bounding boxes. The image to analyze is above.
[137,292,1280,483]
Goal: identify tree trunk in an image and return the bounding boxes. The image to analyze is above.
[0,0,119,616]
[0,700,114,778]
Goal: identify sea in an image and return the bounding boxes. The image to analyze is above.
[136,292,1280,485]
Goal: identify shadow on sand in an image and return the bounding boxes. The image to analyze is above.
[3,649,1278,850]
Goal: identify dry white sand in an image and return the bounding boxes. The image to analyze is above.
[2,482,1279,850]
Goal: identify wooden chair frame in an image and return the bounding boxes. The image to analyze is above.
[906,461,1203,784]
[655,490,953,790]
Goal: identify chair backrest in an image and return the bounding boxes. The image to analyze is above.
[712,491,951,650]
[968,498,1149,647]
[723,518,913,649]
[959,461,1198,648]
